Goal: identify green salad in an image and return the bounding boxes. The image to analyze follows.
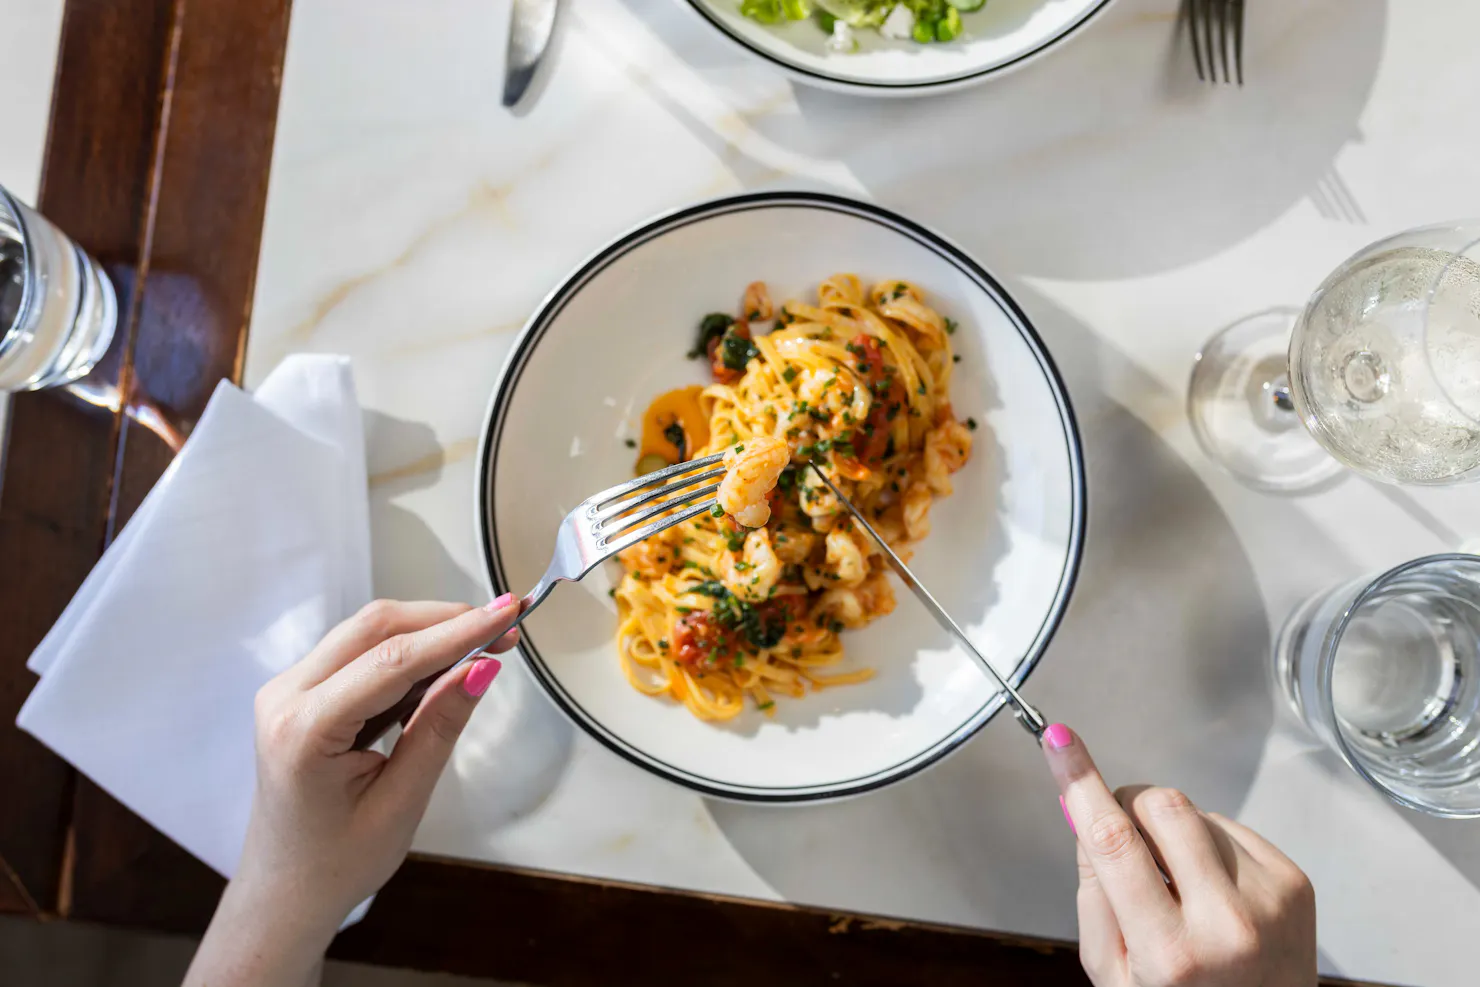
[739,0,983,49]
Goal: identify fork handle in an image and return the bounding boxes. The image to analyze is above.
[350,583,554,751]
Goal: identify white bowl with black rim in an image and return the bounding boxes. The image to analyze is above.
[477,191,1085,802]
[681,0,1117,96]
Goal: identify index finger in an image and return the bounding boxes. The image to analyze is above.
[289,600,475,689]
[311,599,523,738]
[1041,724,1183,950]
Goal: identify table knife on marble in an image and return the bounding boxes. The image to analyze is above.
[503,0,558,108]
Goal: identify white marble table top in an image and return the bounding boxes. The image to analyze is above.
[246,1,1480,984]
[0,1,62,201]
[0,0,65,440]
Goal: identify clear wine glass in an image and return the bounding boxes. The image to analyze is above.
[1189,221,1480,490]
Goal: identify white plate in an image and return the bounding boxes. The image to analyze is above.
[477,192,1085,802]
[681,0,1116,95]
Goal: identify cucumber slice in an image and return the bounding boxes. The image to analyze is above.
[946,0,984,11]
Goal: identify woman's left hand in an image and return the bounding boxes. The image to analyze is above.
[185,596,522,987]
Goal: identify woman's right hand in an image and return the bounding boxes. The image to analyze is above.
[1041,724,1317,987]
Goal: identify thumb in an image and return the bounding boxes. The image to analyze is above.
[377,656,501,807]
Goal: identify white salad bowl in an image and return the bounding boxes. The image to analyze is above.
[477,192,1085,801]
[681,0,1117,95]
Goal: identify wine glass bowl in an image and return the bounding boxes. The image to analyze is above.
[1190,221,1480,490]
[1292,225,1480,485]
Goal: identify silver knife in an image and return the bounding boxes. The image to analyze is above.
[504,0,559,108]
[807,463,1049,741]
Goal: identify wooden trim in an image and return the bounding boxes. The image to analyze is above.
[64,846,1375,987]
[0,0,179,917]
[54,0,295,925]
[0,855,40,916]
[338,857,1090,987]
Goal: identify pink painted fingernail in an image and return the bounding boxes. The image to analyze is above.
[463,658,502,697]
[1059,795,1076,835]
[484,593,515,613]
[1043,723,1074,751]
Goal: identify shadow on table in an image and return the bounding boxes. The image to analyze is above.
[417,656,577,847]
[1389,807,1480,902]
[362,409,486,603]
[1303,741,1480,903]
[359,409,578,845]
[617,0,1387,281]
[705,286,1274,937]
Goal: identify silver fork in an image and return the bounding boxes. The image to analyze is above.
[352,452,726,749]
[1186,0,1245,86]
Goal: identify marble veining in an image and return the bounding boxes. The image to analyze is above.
[245,1,1480,984]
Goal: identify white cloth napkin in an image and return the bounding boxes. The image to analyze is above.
[17,354,373,920]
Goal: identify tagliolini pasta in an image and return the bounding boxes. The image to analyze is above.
[614,275,977,721]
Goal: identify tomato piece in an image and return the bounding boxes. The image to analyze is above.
[849,333,885,384]
[672,611,731,667]
[845,333,902,465]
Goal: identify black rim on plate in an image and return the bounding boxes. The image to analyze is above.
[681,0,1118,92]
[476,191,1087,802]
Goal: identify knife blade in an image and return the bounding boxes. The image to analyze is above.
[807,463,1048,741]
[504,0,559,108]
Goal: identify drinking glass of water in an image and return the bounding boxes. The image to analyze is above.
[1189,221,1480,490]
[1276,553,1480,817]
[0,184,117,391]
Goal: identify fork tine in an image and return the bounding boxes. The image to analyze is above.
[603,497,720,556]
[600,481,723,536]
[1232,0,1245,85]
[1186,0,1205,81]
[1217,0,1230,84]
[590,452,724,509]
[596,466,725,521]
[1202,0,1219,83]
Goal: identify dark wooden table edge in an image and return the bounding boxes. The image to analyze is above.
[0,1,1397,985]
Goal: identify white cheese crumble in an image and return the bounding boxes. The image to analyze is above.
[826,19,857,53]
[878,3,915,40]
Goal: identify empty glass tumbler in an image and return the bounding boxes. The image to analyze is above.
[1276,554,1480,817]
[0,184,116,391]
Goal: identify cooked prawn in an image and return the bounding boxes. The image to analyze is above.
[797,462,842,530]
[618,528,680,577]
[923,419,972,495]
[816,572,896,630]
[796,368,871,427]
[824,523,868,588]
[717,435,790,528]
[901,481,933,542]
[721,527,781,603]
[742,281,773,322]
[771,528,816,565]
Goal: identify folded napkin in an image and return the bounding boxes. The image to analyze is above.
[18,354,373,917]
